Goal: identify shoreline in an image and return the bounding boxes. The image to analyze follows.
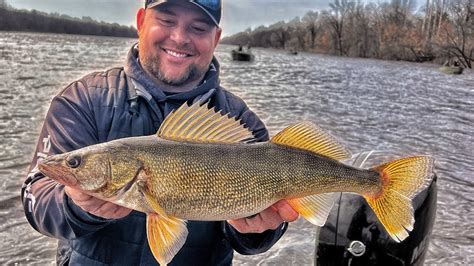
[0,30,138,40]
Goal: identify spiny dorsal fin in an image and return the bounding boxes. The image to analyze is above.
[271,121,351,161]
[158,101,255,144]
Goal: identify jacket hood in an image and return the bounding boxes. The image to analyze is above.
[124,43,220,103]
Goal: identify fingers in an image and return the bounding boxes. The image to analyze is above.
[66,186,106,212]
[228,214,280,234]
[113,205,134,218]
[258,207,285,230]
[273,200,299,222]
[90,201,132,219]
[227,218,249,233]
[228,205,290,234]
[65,187,93,202]
[64,186,132,219]
[227,200,300,234]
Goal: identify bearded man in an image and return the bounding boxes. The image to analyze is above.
[21,1,298,265]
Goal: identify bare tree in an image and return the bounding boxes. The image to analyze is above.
[346,1,376,57]
[436,0,447,37]
[269,21,292,49]
[288,23,307,50]
[302,11,320,50]
[286,17,306,50]
[326,0,355,55]
[436,0,473,68]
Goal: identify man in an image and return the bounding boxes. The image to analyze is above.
[21,0,298,265]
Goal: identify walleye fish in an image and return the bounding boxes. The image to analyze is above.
[38,101,433,265]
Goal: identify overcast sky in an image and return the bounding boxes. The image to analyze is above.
[7,0,335,36]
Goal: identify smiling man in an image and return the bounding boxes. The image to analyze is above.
[21,0,297,265]
[138,1,222,92]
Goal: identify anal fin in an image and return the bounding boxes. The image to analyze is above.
[287,193,336,226]
[143,188,188,265]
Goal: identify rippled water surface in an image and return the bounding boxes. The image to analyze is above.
[1,32,472,265]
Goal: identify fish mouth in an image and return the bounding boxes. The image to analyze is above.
[38,155,78,187]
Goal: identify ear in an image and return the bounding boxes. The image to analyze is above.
[213,27,222,48]
[137,8,146,33]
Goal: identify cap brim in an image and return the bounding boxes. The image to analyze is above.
[146,1,219,26]
[146,0,167,9]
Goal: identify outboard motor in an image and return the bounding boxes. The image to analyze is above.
[315,152,437,266]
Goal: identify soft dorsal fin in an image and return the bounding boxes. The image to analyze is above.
[271,121,351,161]
[158,101,255,144]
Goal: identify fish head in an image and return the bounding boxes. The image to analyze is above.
[38,147,112,192]
[38,144,143,197]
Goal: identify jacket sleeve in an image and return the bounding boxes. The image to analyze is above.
[220,93,288,255]
[222,221,288,255]
[21,80,113,240]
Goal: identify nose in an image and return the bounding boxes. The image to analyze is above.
[169,25,191,47]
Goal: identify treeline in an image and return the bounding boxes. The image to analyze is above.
[0,2,137,38]
[221,0,473,68]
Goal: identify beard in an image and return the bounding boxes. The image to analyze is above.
[139,43,207,87]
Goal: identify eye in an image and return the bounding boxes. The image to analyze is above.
[66,155,82,169]
[191,23,211,34]
[192,27,206,33]
[159,18,174,26]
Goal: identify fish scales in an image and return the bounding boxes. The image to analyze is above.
[121,136,382,220]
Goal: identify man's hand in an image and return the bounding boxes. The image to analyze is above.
[65,187,132,220]
[227,200,299,234]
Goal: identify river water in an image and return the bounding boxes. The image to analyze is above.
[0,32,472,265]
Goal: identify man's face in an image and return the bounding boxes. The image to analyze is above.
[137,2,221,87]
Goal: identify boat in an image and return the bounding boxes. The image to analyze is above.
[231,49,254,62]
[439,66,464,75]
[315,152,437,265]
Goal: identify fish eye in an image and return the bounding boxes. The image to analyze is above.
[66,155,82,169]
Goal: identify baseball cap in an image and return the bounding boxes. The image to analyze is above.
[145,0,222,26]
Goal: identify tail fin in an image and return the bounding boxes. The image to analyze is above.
[364,156,434,242]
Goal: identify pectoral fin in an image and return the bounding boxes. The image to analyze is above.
[143,189,188,265]
[287,193,336,226]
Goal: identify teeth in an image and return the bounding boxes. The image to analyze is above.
[165,49,188,58]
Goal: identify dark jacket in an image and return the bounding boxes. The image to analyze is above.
[21,45,287,265]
